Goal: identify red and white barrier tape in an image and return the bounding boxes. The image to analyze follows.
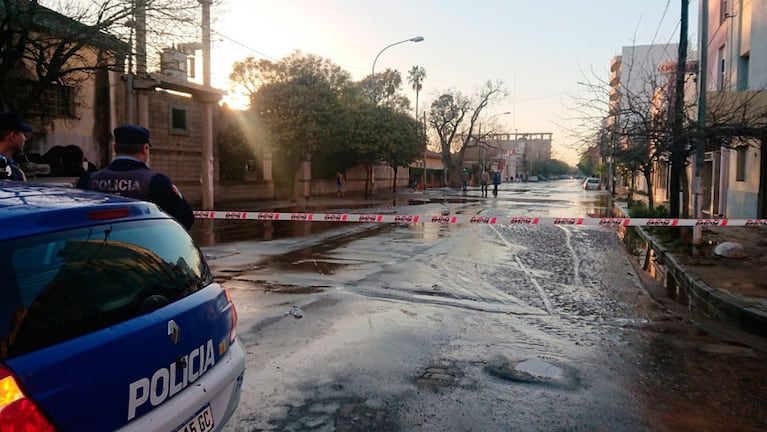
[193,211,767,227]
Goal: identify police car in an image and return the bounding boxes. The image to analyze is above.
[0,181,245,431]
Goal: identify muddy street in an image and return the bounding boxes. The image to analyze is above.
[200,180,767,432]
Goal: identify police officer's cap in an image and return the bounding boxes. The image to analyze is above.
[0,112,33,132]
[114,125,151,147]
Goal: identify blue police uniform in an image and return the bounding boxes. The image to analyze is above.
[0,112,32,181]
[77,126,194,229]
[0,156,25,181]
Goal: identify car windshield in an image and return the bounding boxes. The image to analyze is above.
[0,219,211,359]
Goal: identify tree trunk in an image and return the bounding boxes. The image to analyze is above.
[670,0,689,218]
[446,149,465,187]
[364,163,372,199]
[644,167,654,209]
[392,165,398,193]
[670,151,684,218]
[682,166,691,219]
[759,137,767,218]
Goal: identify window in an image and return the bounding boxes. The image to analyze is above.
[718,46,726,90]
[736,146,748,181]
[6,79,75,118]
[0,219,211,359]
[737,54,750,90]
[170,107,189,135]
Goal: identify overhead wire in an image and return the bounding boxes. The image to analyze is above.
[211,29,278,61]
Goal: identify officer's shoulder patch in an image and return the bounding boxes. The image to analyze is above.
[171,184,184,199]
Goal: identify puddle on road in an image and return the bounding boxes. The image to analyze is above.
[191,201,408,247]
[484,355,580,390]
[248,225,392,275]
[514,358,565,380]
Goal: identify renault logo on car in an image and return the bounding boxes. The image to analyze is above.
[168,320,180,345]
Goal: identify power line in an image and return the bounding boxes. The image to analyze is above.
[211,29,278,61]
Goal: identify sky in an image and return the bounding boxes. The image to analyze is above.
[207,0,699,165]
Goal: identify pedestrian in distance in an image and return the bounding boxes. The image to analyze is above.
[0,112,33,181]
[460,169,469,193]
[480,170,490,197]
[492,170,501,197]
[77,125,195,230]
[336,171,345,197]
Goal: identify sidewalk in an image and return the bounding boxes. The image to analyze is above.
[615,200,767,338]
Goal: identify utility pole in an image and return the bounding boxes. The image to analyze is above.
[670,0,689,219]
[694,0,709,247]
[200,0,215,210]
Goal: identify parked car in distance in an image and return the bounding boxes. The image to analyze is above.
[527,176,540,182]
[583,177,601,190]
[0,181,245,432]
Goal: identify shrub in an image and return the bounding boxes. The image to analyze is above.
[629,201,669,218]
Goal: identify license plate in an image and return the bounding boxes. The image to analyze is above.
[177,405,214,432]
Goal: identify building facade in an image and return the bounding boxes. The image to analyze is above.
[704,0,767,218]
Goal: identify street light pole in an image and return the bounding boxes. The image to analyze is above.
[371,36,424,102]
[477,111,511,172]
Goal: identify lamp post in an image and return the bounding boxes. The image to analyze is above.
[478,111,511,172]
[369,36,424,190]
[371,36,424,102]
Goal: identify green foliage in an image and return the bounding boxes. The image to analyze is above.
[230,51,352,106]
[530,159,572,177]
[407,66,426,93]
[577,145,600,176]
[356,68,411,113]
[628,200,669,218]
[216,123,251,181]
[247,54,351,171]
[231,51,425,187]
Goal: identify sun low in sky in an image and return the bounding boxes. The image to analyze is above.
[212,1,689,165]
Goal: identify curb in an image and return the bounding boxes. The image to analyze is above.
[617,203,767,338]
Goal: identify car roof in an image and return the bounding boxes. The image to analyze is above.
[0,181,171,240]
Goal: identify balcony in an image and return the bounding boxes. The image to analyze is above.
[609,86,621,102]
[610,55,622,73]
[610,69,621,87]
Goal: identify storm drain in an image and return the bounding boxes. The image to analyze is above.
[270,397,397,432]
[415,365,463,388]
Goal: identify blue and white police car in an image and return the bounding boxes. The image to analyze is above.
[0,181,245,431]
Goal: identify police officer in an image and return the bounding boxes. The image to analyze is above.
[0,112,33,181]
[78,125,194,229]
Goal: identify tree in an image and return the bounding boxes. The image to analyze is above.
[232,52,427,199]
[231,52,354,199]
[217,122,253,181]
[356,68,410,113]
[230,50,352,106]
[0,0,206,116]
[429,80,504,186]
[379,109,424,192]
[568,55,767,220]
[530,159,572,178]
[251,77,349,198]
[577,145,600,176]
[407,65,426,119]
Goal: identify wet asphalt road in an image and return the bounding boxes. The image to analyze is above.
[200,180,767,432]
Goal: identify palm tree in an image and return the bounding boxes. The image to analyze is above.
[407,66,426,122]
[407,66,426,188]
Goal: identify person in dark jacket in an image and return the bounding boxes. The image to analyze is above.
[492,170,501,197]
[50,145,87,177]
[0,112,33,181]
[77,125,194,229]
